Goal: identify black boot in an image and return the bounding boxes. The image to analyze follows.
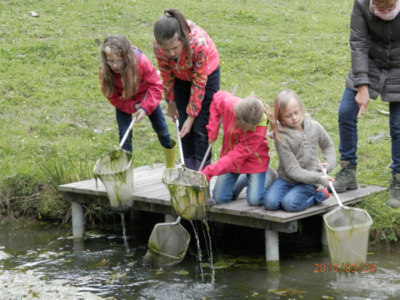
[388,174,400,208]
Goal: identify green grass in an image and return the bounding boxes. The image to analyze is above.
[1,0,399,239]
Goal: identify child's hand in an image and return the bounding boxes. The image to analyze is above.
[133,108,146,123]
[180,116,195,138]
[267,130,275,140]
[322,175,335,182]
[167,103,178,119]
[317,162,328,172]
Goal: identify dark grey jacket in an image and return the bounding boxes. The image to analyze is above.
[346,0,400,102]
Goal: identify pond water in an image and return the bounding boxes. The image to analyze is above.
[0,213,400,300]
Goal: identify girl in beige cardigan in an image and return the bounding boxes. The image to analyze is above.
[264,90,336,212]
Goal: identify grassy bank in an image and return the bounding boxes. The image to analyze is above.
[1,0,399,243]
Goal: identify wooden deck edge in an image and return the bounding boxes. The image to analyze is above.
[61,185,387,224]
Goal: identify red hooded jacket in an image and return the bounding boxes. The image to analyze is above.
[100,47,162,115]
[200,91,270,181]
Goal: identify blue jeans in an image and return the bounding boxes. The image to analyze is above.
[175,66,220,162]
[338,87,400,174]
[389,102,400,174]
[338,88,359,165]
[230,168,277,200]
[116,104,172,152]
[213,171,266,206]
[263,178,327,212]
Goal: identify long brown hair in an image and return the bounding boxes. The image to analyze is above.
[153,8,191,57]
[100,35,140,99]
[272,90,308,141]
[233,95,276,133]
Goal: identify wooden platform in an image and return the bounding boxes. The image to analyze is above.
[58,164,386,267]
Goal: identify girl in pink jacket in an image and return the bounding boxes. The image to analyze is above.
[200,91,276,206]
[153,8,220,170]
[99,35,173,156]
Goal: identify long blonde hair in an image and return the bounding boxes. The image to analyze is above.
[272,90,308,141]
[100,35,140,100]
[233,95,276,133]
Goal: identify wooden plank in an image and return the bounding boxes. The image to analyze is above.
[58,165,386,224]
[209,184,386,222]
[209,212,298,232]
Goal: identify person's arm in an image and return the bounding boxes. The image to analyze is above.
[205,91,230,142]
[134,54,163,118]
[178,37,212,137]
[355,85,370,117]
[201,130,264,181]
[276,139,330,187]
[317,122,336,174]
[153,42,176,104]
[185,34,212,118]
[350,0,371,117]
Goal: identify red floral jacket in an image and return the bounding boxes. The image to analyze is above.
[153,21,219,117]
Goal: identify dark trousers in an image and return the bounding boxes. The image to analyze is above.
[116,104,172,152]
[174,66,220,161]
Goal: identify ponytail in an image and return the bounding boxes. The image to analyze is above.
[154,8,191,56]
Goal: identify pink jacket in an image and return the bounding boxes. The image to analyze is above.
[100,47,163,115]
[200,91,271,181]
[153,20,220,117]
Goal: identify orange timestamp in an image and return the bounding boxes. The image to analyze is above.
[314,263,376,273]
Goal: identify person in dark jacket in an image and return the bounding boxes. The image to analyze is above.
[332,0,400,207]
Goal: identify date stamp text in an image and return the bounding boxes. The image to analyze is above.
[314,263,376,273]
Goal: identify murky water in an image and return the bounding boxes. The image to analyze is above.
[1,214,400,300]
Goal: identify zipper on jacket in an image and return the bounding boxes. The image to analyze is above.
[172,51,183,74]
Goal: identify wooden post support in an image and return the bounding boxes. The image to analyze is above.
[71,202,84,239]
[265,229,279,270]
[73,239,85,251]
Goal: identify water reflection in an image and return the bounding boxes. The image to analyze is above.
[0,217,400,300]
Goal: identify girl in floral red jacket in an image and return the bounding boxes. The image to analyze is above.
[200,91,276,206]
[99,35,174,165]
[153,8,220,170]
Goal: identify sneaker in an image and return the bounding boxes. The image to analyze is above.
[388,174,400,208]
[317,188,330,200]
[329,161,358,193]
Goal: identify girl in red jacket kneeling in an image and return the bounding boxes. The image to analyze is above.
[99,35,174,163]
[200,91,276,206]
